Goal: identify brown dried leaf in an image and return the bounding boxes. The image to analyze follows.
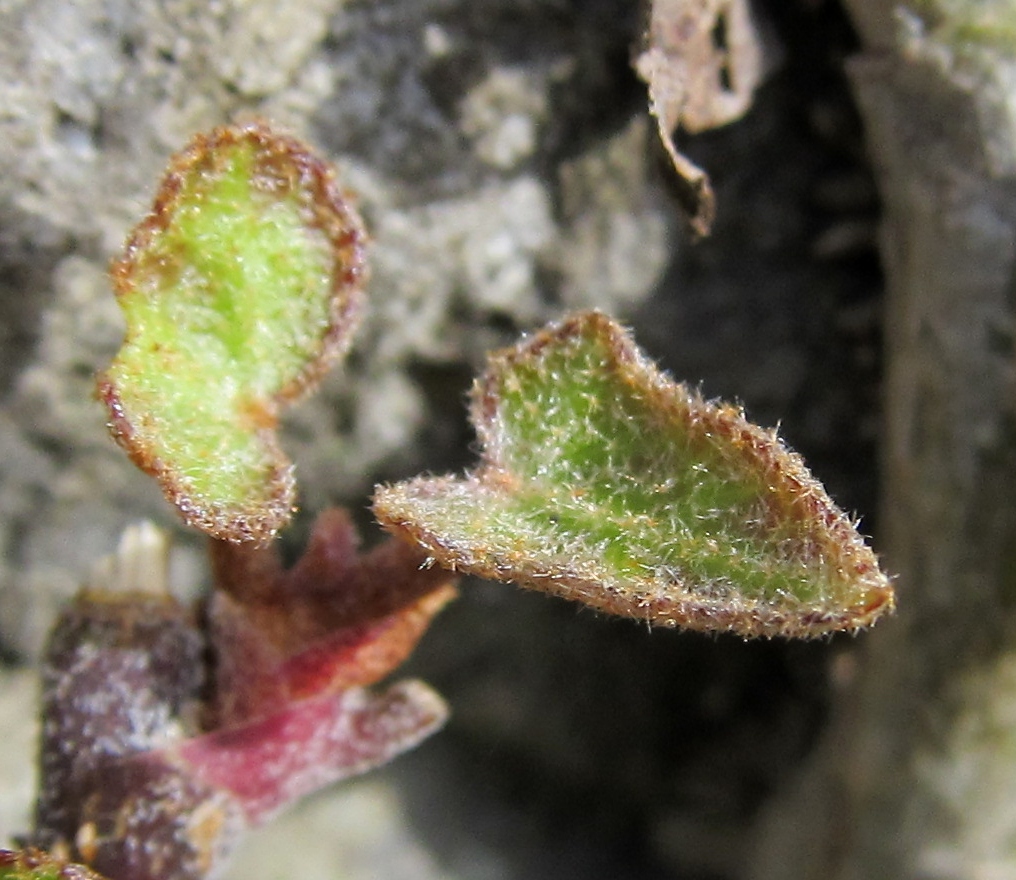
[0,849,114,880]
[634,0,767,235]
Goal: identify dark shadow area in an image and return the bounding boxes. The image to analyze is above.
[398,584,835,879]
[634,0,880,520]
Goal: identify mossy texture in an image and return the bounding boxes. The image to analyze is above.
[375,312,894,637]
[98,121,367,542]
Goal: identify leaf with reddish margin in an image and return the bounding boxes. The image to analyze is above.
[98,121,367,543]
[374,311,895,639]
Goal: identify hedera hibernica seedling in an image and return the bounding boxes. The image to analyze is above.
[374,311,894,638]
[97,121,367,543]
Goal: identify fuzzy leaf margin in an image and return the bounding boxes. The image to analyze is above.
[374,311,894,638]
[97,121,367,543]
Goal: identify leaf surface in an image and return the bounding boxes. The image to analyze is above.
[208,508,457,728]
[374,311,894,638]
[98,121,367,542]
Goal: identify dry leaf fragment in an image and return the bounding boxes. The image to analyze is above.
[635,0,768,235]
[0,849,112,880]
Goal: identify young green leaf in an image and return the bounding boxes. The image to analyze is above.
[97,121,367,542]
[374,311,894,638]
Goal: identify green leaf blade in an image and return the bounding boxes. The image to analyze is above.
[99,121,367,542]
[375,311,894,638]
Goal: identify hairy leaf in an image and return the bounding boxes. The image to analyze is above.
[374,311,894,638]
[98,121,367,542]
